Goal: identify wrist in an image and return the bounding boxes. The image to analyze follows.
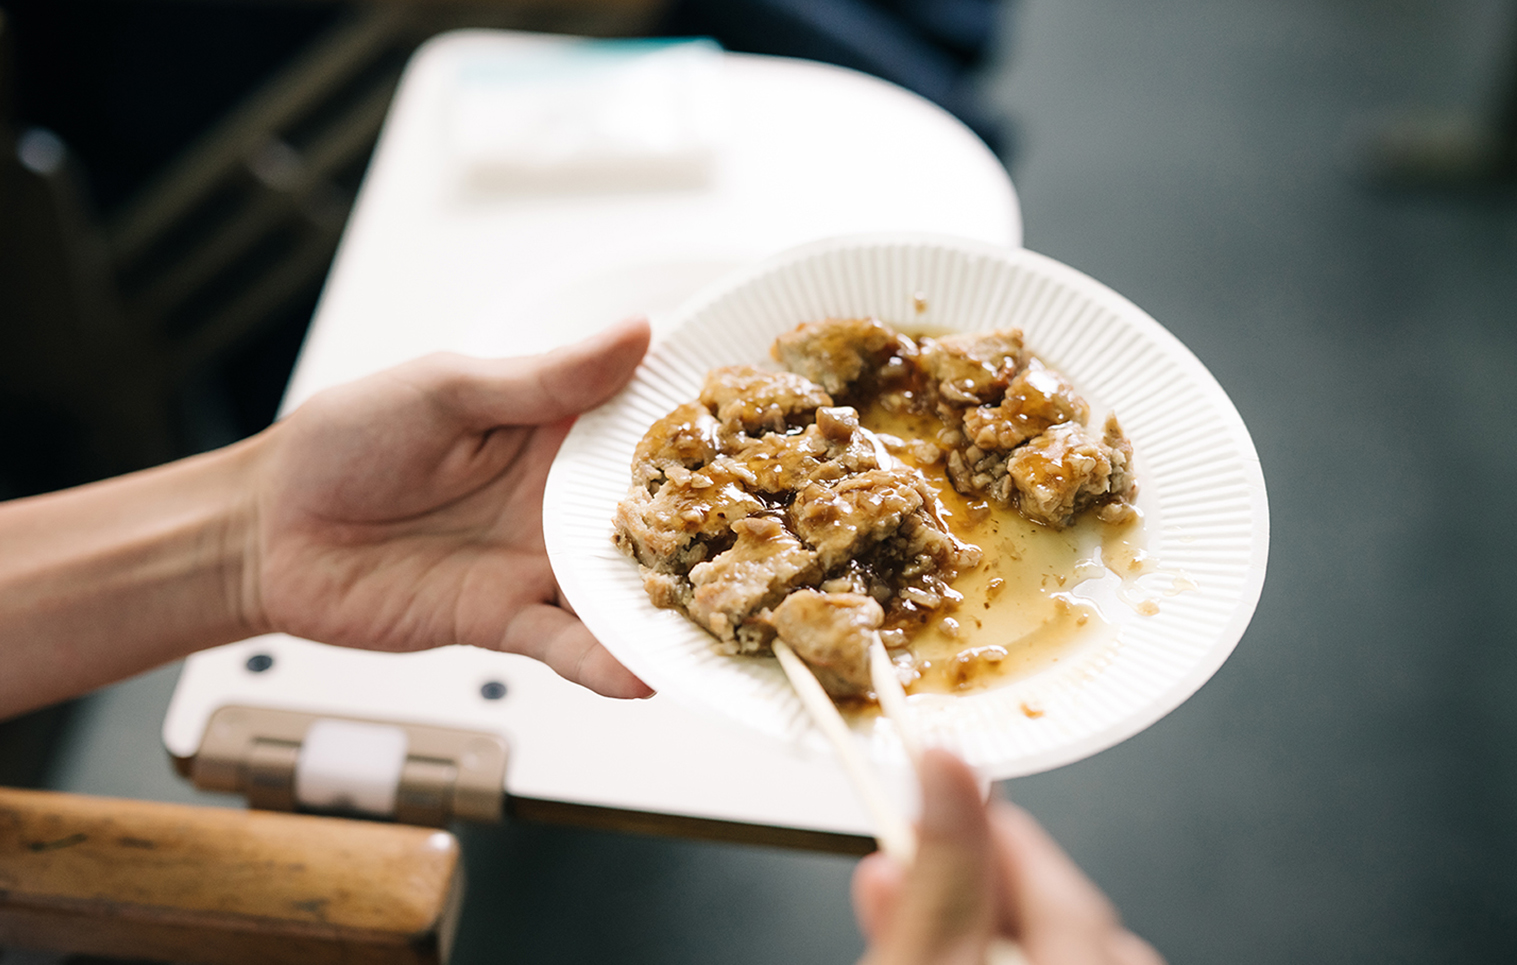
[219,426,277,642]
[111,432,275,648]
[0,427,278,717]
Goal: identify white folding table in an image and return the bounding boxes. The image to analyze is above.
[163,29,1021,849]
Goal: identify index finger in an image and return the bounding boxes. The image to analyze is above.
[501,601,653,699]
[988,803,1130,952]
[861,750,998,965]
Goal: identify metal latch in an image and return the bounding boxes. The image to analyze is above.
[190,705,507,826]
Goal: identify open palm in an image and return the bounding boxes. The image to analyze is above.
[248,319,652,698]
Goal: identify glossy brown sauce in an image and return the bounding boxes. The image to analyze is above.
[859,401,1144,696]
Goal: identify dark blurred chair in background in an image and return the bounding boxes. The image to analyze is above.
[3,0,1005,497]
[1,9,175,495]
[3,1,671,499]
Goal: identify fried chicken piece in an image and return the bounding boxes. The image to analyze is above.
[612,461,764,570]
[945,443,1016,506]
[631,401,720,489]
[1007,418,1136,528]
[615,317,1135,678]
[771,317,901,396]
[1102,414,1136,497]
[918,330,1025,406]
[639,569,691,611]
[770,589,883,697]
[790,468,981,627]
[889,502,983,581]
[689,517,821,653]
[720,432,831,493]
[949,410,1138,527]
[698,365,832,437]
[1095,414,1138,524]
[961,359,1090,452]
[832,491,983,624]
[814,407,896,473]
[945,357,1091,508]
[790,469,926,571]
[724,406,888,494]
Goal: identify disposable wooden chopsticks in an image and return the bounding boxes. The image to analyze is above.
[868,634,922,766]
[772,639,917,862]
[773,635,1029,965]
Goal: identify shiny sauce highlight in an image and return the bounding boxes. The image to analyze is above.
[860,401,1144,696]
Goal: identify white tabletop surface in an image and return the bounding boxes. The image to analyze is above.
[165,29,1022,839]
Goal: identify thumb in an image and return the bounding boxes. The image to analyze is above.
[446,316,652,427]
[861,749,997,965]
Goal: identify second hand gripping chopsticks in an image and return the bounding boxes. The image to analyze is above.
[771,636,1029,965]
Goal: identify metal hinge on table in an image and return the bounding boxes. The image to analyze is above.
[189,706,507,826]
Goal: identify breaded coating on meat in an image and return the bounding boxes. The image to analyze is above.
[770,590,883,697]
[1095,414,1138,524]
[944,442,1015,507]
[961,359,1090,452]
[631,401,720,489]
[698,366,832,437]
[718,432,832,493]
[917,330,1025,406]
[612,461,764,570]
[724,406,888,493]
[791,469,981,624]
[790,469,926,571]
[771,318,901,396]
[1007,418,1136,528]
[689,517,821,653]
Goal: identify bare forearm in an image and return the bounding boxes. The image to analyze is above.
[0,437,268,719]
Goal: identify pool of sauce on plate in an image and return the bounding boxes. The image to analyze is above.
[858,400,1147,697]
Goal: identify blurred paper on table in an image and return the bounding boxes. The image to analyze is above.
[450,39,727,192]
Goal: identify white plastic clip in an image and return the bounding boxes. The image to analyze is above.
[294,718,409,817]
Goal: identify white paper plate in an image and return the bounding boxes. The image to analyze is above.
[544,234,1268,779]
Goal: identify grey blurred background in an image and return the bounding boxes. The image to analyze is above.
[3,0,1516,962]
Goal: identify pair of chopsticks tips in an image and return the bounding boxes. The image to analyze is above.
[771,637,917,861]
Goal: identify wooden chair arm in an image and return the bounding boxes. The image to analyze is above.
[0,787,463,965]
